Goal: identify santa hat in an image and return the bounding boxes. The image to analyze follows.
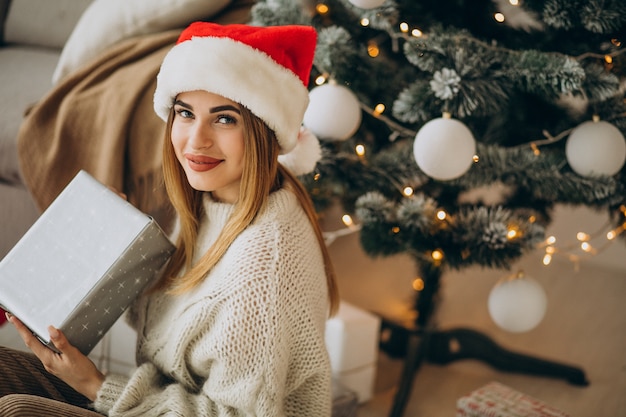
[154,22,321,175]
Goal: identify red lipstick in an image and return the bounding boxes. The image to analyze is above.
[185,153,222,172]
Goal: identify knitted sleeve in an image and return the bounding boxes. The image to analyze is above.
[93,206,331,416]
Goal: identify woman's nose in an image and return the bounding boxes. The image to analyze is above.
[188,123,213,149]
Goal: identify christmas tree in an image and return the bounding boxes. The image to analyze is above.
[250,0,625,414]
[251,0,625,319]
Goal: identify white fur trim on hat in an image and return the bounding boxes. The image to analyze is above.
[154,36,309,154]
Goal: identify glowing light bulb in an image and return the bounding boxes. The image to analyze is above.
[392,226,400,233]
[507,229,518,239]
[316,3,329,14]
[315,75,326,86]
[412,278,425,291]
[472,154,480,163]
[542,254,552,265]
[355,144,366,156]
[342,214,353,226]
[400,22,409,33]
[367,43,379,57]
[576,232,590,241]
[373,103,385,116]
[403,187,414,197]
[431,250,443,261]
[494,12,505,22]
[361,18,370,27]
[607,230,617,240]
[411,28,422,37]
[436,210,447,220]
[546,236,556,245]
[509,0,519,5]
[580,242,592,252]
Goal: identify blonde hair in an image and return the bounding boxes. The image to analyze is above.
[154,104,339,316]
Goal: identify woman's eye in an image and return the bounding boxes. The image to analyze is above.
[175,108,194,119]
[216,114,237,124]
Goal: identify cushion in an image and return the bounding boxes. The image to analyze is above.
[4,0,93,49]
[52,0,232,85]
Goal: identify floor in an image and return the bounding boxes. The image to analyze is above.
[325,205,626,417]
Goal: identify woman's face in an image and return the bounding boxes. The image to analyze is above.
[171,90,245,203]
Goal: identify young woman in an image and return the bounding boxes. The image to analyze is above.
[1,22,339,416]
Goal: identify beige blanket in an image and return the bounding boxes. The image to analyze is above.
[17,0,254,225]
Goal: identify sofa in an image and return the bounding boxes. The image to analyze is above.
[0,0,252,260]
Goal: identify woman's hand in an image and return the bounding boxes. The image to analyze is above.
[6,313,105,401]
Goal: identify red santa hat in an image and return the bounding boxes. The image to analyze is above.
[154,22,321,175]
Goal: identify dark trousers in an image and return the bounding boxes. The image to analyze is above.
[0,346,104,416]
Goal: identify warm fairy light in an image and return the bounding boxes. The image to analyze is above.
[367,42,380,57]
[436,210,447,220]
[411,28,423,37]
[509,0,519,5]
[400,22,409,33]
[355,144,366,156]
[431,250,443,261]
[529,215,536,223]
[542,254,552,265]
[403,186,414,197]
[546,235,556,244]
[607,230,617,240]
[605,55,613,64]
[576,232,590,241]
[611,38,622,47]
[373,103,386,116]
[316,3,329,14]
[494,13,505,23]
[342,214,353,227]
[530,142,540,156]
[361,18,370,27]
[412,278,425,291]
[315,75,327,85]
[472,154,479,163]
[580,242,592,252]
[507,228,518,239]
[545,246,556,254]
[392,226,400,233]
[313,173,321,181]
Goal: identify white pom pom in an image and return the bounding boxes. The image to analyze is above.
[278,127,322,176]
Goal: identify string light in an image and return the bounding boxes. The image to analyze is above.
[361,18,370,27]
[494,13,505,23]
[399,22,409,33]
[411,28,423,37]
[316,3,329,14]
[367,42,380,57]
[314,74,327,85]
[542,254,552,265]
[431,249,444,261]
[355,144,366,157]
[509,0,519,5]
[403,186,414,197]
[412,278,425,291]
[342,214,353,227]
[436,210,447,221]
[373,103,386,116]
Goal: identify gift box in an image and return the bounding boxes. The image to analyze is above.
[0,170,174,355]
[456,381,571,417]
[325,300,381,402]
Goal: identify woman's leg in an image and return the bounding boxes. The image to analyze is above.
[0,346,91,408]
[0,394,104,416]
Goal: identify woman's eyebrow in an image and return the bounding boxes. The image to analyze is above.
[209,105,241,114]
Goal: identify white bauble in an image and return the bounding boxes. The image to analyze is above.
[565,120,626,177]
[413,116,476,180]
[304,84,362,141]
[488,274,547,333]
[348,0,386,8]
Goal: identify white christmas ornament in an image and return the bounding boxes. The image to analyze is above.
[488,273,547,333]
[304,83,362,141]
[348,0,386,9]
[565,119,626,177]
[413,115,476,180]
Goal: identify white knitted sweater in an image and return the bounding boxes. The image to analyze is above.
[93,189,332,416]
